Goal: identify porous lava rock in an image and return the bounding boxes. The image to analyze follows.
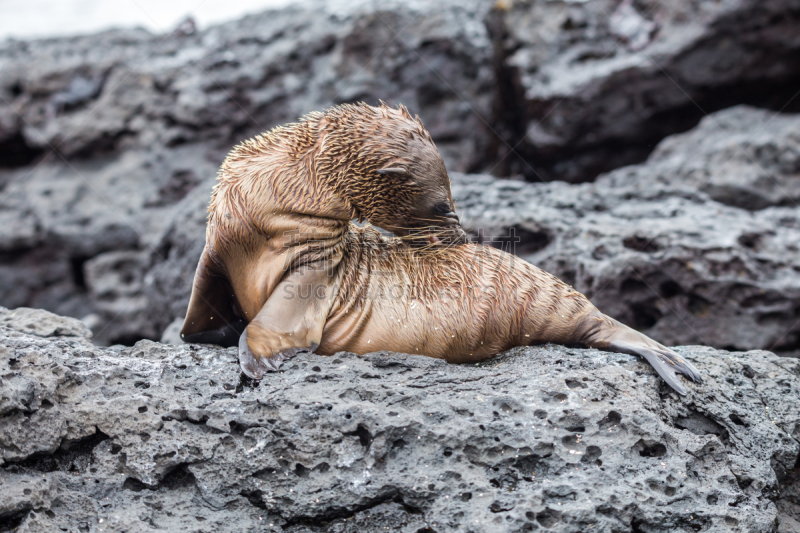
[2,308,800,532]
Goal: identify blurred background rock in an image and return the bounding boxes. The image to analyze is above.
[0,0,798,353]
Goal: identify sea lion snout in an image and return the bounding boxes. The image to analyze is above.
[441,223,469,245]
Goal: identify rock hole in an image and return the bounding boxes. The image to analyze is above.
[737,233,762,249]
[294,463,308,477]
[598,411,621,430]
[757,311,792,326]
[629,302,662,329]
[623,235,660,253]
[0,131,44,168]
[10,429,109,473]
[345,424,373,448]
[735,476,752,490]
[620,278,647,293]
[536,508,561,528]
[660,280,683,298]
[490,225,552,255]
[687,294,711,317]
[674,411,729,444]
[564,378,586,390]
[240,489,267,509]
[443,447,453,457]
[40,399,53,409]
[461,492,472,502]
[122,477,148,492]
[634,439,667,457]
[580,446,602,464]
[138,406,148,413]
[561,434,582,449]
[229,421,247,435]
[69,255,90,291]
[110,333,149,347]
[160,463,196,490]
[236,373,258,392]
[729,413,747,427]
[489,500,513,513]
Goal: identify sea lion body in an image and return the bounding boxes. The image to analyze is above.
[182,103,701,394]
[319,227,588,361]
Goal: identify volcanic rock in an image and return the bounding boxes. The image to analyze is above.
[2,308,800,532]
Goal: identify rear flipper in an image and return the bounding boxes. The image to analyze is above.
[579,311,702,395]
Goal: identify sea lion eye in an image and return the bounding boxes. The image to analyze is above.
[376,167,409,176]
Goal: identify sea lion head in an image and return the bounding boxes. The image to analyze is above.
[337,103,468,247]
[372,140,468,248]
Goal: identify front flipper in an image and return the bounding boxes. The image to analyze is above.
[239,327,318,377]
[239,264,337,379]
[579,311,702,395]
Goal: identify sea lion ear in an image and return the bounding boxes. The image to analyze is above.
[376,167,410,177]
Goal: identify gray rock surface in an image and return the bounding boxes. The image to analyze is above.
[2,308,800,532]
[0,306,92,339]
[495,0,800,182]
[0,145,218,344]
[598,106,800,211]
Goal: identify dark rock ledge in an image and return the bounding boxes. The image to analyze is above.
[2,307,800,532]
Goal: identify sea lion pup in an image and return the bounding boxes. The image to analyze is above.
[181,103,702,395]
